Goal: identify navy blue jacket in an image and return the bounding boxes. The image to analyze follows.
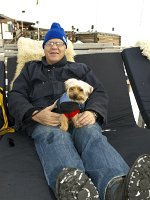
[8,56,108,130]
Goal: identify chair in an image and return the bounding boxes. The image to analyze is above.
[122,47,150,128]
[1,52,150,200]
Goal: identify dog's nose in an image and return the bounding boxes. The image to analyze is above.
[73,94,78,99]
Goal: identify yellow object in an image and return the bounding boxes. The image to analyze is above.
[0,87,15,135]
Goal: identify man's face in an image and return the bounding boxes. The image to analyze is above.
[44,38,66,65]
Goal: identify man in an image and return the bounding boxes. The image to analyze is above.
[8,22,150,200]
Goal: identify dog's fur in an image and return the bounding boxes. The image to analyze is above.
[60,78,94,131]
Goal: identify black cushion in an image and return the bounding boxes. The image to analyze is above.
[103,126,150,167]
[0,132,56,200]
[122,47,150,128]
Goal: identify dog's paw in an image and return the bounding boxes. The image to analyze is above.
[74,124,80,129]
[59,124,68,132]
[59,114,69,132]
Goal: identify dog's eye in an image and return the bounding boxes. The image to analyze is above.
[69,88,73,91]
[79,88,83,92]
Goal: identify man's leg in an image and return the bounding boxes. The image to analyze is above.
[32,124,100,199]
[32,124,85,192]
[72,123,129,200]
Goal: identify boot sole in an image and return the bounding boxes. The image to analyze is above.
[125,154,150,200]
[56,168,100,200]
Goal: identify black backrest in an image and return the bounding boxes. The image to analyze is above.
[75,53,136,129]
[7,56,17,91]
[122,47,150,128]
[0,61,5,89]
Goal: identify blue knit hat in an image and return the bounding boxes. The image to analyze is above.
[43,22,67,48]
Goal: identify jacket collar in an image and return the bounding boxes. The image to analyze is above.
[41,56,68,68]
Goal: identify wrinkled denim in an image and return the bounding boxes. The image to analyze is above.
[32,123,129,200]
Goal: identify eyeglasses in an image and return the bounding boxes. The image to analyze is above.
[45,41,65,47]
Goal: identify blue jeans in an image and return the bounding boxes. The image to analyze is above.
[32,123,129,200]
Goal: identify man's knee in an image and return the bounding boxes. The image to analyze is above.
[74,123,102,137]
[72,124,104,146]
[32,125,71,143]
[46,130,71,144]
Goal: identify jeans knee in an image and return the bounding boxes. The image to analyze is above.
[73,123,105,147]
[74,123,102,138]
[32,125,71,144]
[46,131,71,145]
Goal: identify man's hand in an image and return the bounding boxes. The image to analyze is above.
[32,103,61,126]
[74,111,96,128]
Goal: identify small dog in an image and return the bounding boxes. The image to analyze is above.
[58,78,94,131]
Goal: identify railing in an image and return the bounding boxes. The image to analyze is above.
[73,43,122,54]
[0,41,122,62]
[0,42,18,61]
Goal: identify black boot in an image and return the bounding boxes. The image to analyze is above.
[106,154,150,200]
[105,176,124,200]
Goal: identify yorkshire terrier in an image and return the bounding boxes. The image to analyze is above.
[57,78,94,131]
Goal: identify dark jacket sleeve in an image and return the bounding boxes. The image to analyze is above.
[8,63,35,128]
[82,65,109,125]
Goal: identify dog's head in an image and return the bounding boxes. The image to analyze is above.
[65,78,94,103]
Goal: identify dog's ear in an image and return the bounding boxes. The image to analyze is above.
[89,85,94,94]
[87,85,94,96]
[64,79,71,90]
[64,78,77,90]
